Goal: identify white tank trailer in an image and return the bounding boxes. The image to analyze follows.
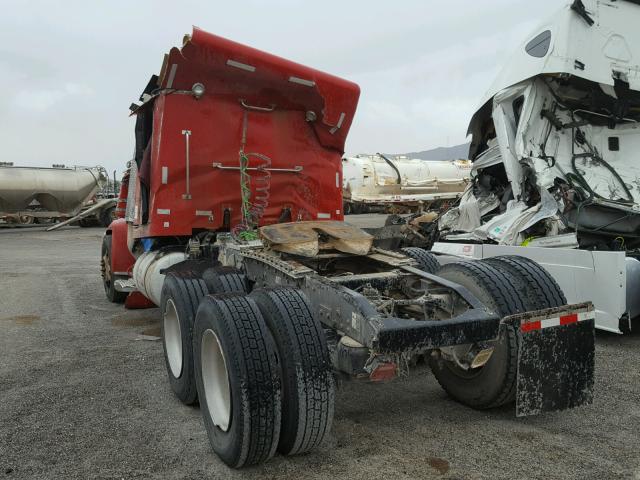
[0,165,107,225]
[342,154,470,213]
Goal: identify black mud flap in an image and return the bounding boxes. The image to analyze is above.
[503,303,595,417]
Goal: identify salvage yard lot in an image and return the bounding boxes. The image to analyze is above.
[1,225,639,480]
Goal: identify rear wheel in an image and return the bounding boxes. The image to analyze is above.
[251,288,334,455]
[430,261,525,409]
[482,256,566,310]
[79,217,94,227]
[160,271,209,405]
[99,206,117,228]
[101,235,127,303]
[401,247,440,273]
[193,294,281,468]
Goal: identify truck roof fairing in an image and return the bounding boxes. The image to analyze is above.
[154,27,360,153]
[468,0,640,157]
[127,28,361,238]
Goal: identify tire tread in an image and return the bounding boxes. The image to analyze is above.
[101,235,127,303]
[251,288,334,455]
[401,247,440,273]
[432,261,524,409]
[203,267,248,295]
[161,271,208,405]
[196,294,281,467]
[484,256,566,310]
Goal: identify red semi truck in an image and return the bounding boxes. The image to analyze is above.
[101,28,595,468]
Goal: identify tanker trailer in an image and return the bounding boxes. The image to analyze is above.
[0,165,108,225]
[342,153,470,214]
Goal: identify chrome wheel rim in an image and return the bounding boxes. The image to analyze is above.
[201,328,231,432]
[164,299,183,378]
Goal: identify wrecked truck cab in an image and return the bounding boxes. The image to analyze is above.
[448,0,640,246]
[435,0,640,332]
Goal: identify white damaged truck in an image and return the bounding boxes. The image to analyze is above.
[432,0,640,333]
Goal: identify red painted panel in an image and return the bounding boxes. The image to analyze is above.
[125,291,156,310]
[369,362,397,382]
[115,169,129,219]
[132,28,360,239]
[107,218,135,274]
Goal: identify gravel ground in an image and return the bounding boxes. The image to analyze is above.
[1,226,639,480]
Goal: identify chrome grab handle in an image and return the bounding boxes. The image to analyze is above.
[212,162,302,173]
[240,99,276,112]
[181,129,192,199]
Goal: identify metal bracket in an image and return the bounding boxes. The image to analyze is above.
[400,264,486,310]
[212,162,303,173]
[182,130,192,199]
[114,278,137,293]
[240,99,275,112]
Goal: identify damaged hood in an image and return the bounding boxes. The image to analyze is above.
[469,0,640,155]
[442,0,640,248]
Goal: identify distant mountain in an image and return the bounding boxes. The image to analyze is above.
[395,142,470,161]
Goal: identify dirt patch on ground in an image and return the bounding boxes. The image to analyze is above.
[111,315,157,327]
[427,457,450,475]
[1,315,40,325]
[142,325,161,337]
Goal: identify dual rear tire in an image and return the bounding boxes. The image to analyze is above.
[192,288,334,467]
[160,271,209,405]
[160,266,334,467]
[250,288,334,456]
[431,257,566,409]
[160,267,248,405]
[193,294,281,467]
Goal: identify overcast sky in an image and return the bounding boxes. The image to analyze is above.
[0,0,560,175]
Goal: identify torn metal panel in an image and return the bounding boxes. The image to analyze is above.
[469,188,559,245]
[443,2,640,247]
[438,188,500,234]
[470,143,502,174]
